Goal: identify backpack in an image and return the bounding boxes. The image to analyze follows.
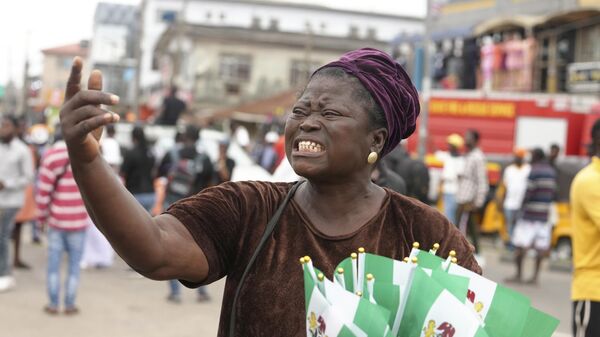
[166,148,209,199]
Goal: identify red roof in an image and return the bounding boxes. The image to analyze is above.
[41,43,88,57]
[209,89,298,121]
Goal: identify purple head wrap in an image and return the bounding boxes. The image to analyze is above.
[313,48,420,157]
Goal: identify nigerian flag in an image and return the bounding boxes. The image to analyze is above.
[424,268,470,302]
[335,253,415,333]
[519,307,560,337]
[399,267,489,337]
[409,247,445,270]
[304,262,392,336]
[446,263,534,337]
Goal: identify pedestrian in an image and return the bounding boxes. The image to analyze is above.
[214,139,235,185]
[12,118,40,269]
[497,148,531,248]
[371,161,407,194]
[384,143,430,203]
[157,125,214,303]
[259,131,280,174]
[440,133,465,224]
[506,148,557,285]
[58,49,480,336]
[121,125,156,211]
[35,127,89,314]
[456,129,489,255]
[156,86,186,126]
[548,143,560,168]
[570,118,600,337]
[100,124,122,172]
[0,115,34,292]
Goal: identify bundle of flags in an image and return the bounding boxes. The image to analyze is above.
[302,243,559,337]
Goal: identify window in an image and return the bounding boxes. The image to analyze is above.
[348,25,359,39]
[289,59,321,86]
[366,27,377,40]
[578,24,600,62]
[251,16,262,29]
[157,10,177,23]
[268,18,279,31]
[57,57,72,70]
[219,54,252,82]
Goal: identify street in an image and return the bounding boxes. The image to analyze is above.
[1,236,572,337]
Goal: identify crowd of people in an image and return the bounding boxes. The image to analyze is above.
[0,114,238,312]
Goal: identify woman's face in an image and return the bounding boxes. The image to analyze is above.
[284,75,379,181]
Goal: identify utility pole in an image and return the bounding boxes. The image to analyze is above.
[133,0,146,120]
[20,32,31,122]
[417,0,433,160]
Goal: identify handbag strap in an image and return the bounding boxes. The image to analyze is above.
[228,180,305,337]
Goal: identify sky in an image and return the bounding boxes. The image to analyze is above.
[0,0,426,87]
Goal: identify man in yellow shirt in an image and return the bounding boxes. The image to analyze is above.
[571,118,600,337]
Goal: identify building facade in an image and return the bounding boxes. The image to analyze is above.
[90,2,139,106]
[40,42,90,108]
[154,23,388,112]
[141,0,423,89]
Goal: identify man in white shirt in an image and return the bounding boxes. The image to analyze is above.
[100,124,122,172]
[498,148,530,247]
[0,115,34,291]
[441,133,465,225]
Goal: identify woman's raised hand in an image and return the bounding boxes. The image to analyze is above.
[59,57,120,164]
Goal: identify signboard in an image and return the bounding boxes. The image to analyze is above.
[429,99,516,118]
[568,62,600,93]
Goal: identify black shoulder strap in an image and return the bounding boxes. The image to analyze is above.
[228,180,305,337]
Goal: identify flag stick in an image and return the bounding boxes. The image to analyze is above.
[351,252,358,293]
[357,247,366,294]
[335,267,346,290]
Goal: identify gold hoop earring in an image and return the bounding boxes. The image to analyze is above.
[367,151,378,164]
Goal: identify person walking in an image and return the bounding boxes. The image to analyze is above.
[158,125,214,303]
[456,129,489,254]
[36,128,90,314]
[0,115,34,292]
[570,119,600,337]
[440,133,465,224]
[507,148,556,285]
[156,86,186,126]
[497,148,530,248]
[121,125,156,211]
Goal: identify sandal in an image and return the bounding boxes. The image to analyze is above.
[43,306,59,315]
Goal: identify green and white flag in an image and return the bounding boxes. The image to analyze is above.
[399,267,489,337]
[304,262,392,336]
[424,268,470,302]
[519,307,560,337]
[409,247,445,270]
[447,263,532,337]
[335,253,416,334]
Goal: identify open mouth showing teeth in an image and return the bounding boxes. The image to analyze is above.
[297,140,325,153]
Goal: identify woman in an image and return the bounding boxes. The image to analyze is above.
[59,49,480,336]
[120,125,156,211]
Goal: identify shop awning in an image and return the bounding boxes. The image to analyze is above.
[473,15,543,36]
[535,9,600,29]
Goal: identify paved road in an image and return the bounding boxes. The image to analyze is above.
[1,237,572,336]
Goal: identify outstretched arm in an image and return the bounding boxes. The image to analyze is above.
[61,57,208,282]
